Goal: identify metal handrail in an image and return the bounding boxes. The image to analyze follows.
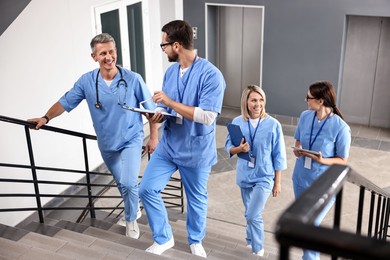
[0,115,184,224]
[275,164,390,260]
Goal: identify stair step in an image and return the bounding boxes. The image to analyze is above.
[18,232,67,252]
[83,225,196,259]
[22,221,62,237]
[0,236,31,259]
[53,228,97,247]
[0,223,28,241]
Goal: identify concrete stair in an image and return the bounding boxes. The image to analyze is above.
[0,210,287,260]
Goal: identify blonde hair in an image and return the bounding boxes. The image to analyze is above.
[240,85,267,121]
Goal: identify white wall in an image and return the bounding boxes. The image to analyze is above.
[0,0,181,226]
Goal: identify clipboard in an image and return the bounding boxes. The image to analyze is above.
[121,105,177,118]
[227,123,251,161]
[291,146,320,156]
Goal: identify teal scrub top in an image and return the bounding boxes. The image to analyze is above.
[154,58,226,168]
[292,110,351,189]
[59,67,155,152]
[225,115,287,188]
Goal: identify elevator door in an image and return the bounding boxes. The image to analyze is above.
[340,16,390,128]
[207,5,263,108]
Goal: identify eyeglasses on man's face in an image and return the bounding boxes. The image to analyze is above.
[305,95,317,101]
[160,42,174,51]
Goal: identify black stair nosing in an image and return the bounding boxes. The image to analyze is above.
[21,221,62,237]
[0,223,29,241]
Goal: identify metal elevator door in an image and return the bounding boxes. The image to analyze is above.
[207,5,263,108]
[340,16,390,128]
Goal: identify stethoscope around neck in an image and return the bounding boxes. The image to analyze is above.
[95,65,127,109]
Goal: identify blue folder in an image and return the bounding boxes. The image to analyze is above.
[226,123,251,161]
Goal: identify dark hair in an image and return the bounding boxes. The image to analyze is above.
[90,33,116,54]
[161,20,193,49]
[309,81,344,119]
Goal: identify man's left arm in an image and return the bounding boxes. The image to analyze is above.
[145,121,159,154]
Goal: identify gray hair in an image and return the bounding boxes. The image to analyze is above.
[90,33,116,54]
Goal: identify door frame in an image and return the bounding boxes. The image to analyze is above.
[205,3,264,88]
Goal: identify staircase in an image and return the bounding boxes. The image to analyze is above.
[0,209,287,260]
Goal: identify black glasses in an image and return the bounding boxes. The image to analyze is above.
[160,42,174,50]
[305,95,317,101]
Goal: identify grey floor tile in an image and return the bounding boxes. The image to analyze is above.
[356,126,381,140]
[379,140,390,152]
[352,137,381,150]
[379,128,390,142]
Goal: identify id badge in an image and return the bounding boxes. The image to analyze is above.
[248,154,256,168]
[176,114,183,124]
[304,156,312,169]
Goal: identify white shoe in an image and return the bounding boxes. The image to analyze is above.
[190,243,207,258]
[117,208,142,226]
[145,236,174,255]
[253,248,264,256]
[125,220,140,239]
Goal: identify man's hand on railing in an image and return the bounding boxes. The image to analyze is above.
[27,116,49,130]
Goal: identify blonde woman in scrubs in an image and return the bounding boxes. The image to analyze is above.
[225,85,287,256]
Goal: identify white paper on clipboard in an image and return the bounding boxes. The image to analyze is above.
[121,106,178,118]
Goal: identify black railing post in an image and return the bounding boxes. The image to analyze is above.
[180,180,184,213]
[82,137,95,219]
[356,186,365,235]
[379,198,387,239]
[368,192,376,237]
[279,245,289,260]
[374,195,382,239]
[334,188,343,229]
[383,198,390,241]
[24,126,44,223]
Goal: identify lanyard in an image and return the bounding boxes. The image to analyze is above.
[309,112,331,150]
[247,118,261,154]
[176,55,197,102]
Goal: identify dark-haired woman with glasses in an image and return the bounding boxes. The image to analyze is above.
[292,81,351,260]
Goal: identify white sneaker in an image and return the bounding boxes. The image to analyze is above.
[190,243,207,258]
[117,208,142,226]
[145,236,174,255]
[125,220,140,239]
[253,248,264,256]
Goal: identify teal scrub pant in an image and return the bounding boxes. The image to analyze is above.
[240,182,272,253]
[293,182,335,260]
[100,135,142,222]
[139,152,211,245]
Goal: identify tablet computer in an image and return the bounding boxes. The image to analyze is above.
[121,106,177,118]
[291,146,320,156]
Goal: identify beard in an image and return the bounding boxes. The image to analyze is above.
[168,52,179,62]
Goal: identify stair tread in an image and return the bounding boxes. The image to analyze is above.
[22,221,62,237]
[0,237,31,259]
[18,232,67,252]
[0,223,29,241]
